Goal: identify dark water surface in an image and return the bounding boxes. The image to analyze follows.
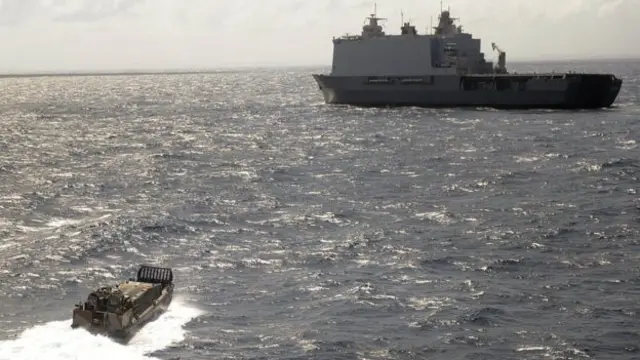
[0,60,638,360]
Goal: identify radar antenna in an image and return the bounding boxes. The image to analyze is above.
[491,42,508,74]
[364,3,386,25]
[361,2,386,38]
[433,4,459,37]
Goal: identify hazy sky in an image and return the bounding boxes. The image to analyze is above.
[0,0,638,72]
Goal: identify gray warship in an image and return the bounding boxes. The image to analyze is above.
[312,6,622,109]
[71,265,174,341]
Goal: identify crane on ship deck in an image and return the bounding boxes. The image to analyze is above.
[491,42,507,74]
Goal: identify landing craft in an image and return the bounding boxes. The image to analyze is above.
[312,5,622,109]
[71,265,174,341]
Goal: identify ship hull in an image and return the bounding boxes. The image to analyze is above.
[312,73,622,110]
[71,286,173,342]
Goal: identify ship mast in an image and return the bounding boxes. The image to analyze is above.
[365,2,385,24]
[361,2,386,38]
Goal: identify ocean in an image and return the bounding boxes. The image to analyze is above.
[0,59,638,360]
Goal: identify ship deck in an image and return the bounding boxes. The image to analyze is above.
[463,72,617,79]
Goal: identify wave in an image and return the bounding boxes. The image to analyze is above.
[0,297,202,360]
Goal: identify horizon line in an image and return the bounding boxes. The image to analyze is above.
[0,57,637,79]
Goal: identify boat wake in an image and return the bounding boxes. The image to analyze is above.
[0,297,202,360]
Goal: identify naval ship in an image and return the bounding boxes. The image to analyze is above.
[312,7,622,109]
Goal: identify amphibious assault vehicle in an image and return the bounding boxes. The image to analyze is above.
[71,265,174,340]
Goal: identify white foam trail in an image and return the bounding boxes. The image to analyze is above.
[0,297,203,360]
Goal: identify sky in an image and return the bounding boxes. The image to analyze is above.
[0,0,638,72]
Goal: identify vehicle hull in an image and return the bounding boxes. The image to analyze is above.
[71,265,175,343]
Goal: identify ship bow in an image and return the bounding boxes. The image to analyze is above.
[311,74,338,104]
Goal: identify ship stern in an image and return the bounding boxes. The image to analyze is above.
[71,307,93,330]
[565,74,623,108]
[71,306,130,339]
[605,75,623,107]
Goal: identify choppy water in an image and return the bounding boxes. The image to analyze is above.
[0,60,639,360]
